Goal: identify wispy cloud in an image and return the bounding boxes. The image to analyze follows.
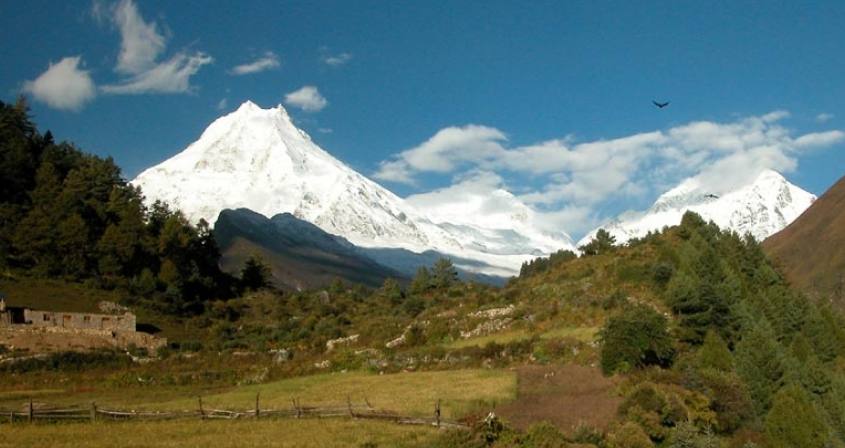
[23,56,96,111]
[101,52,213,94]
[322,52,352,67]
[817,113,834,123]
[377,112,845,234]
[284,86,327,112]
[216,97,228,111]
[101,0,211,95]
[229,52,280,75]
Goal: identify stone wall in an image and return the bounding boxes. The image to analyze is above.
[23,309,136,331]
[0,326,167,353]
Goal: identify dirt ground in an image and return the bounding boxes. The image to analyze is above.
[496,364,622,434]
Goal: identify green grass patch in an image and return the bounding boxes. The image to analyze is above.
[445,330,531,349]
[539,326,599,343]
[444,326,599,349]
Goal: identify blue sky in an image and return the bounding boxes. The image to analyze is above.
[3,0,845,237]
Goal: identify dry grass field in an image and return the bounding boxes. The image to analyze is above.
[1,369,516,419]
[497,364,621,434]
[0,418,437,448]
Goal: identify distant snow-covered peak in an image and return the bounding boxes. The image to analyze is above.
[132,101,575,277]
[579,169,815,246]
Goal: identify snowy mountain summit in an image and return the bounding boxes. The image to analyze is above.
[132,101,574,276]
[578,169,815,246]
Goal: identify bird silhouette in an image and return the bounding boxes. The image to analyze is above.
[653,100,670,109]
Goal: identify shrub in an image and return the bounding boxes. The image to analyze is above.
[665,422,719,448]
[692,369,753,433]
[606,421,654,448]
[521,421,569,448]
[599,304,675,375]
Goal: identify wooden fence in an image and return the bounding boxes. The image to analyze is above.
[0,396,466,430]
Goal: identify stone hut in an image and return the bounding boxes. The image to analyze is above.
[0,298,135,331]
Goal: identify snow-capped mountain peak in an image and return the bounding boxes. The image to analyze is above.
[578,169,815,246]
[132,101,575,276]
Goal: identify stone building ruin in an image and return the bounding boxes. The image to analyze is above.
[0,296,165,353]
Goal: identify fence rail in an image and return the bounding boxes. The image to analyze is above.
[0,397,467,430]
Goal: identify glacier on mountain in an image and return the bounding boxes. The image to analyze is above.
[578,169,815,247]
[132,101,576,277]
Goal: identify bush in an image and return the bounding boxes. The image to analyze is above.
[599,304,675,374]
[521,421,568,448]
[606,421,654,448]
[691,369,753,433]
[0,349,130,373]
[665,422,719,448]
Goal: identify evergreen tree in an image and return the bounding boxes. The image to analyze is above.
[240,255,271,291]
[735,319,786,415]
[765,384,831,448]
[580,228,616,256]
[379,277,404,305]
[599,304,675,374]
[698,330,734,372]
[431,257,458,289]
[409,266,432,294]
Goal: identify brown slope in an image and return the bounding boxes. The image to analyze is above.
[764,174,845,302]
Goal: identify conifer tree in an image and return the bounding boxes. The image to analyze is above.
[698,330,734,372]
[409,266,432,294]
[735,318,786,415]
[431,257,458,289]
[765,384,831,448]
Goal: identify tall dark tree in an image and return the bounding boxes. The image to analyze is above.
[240,255,271,291]
[580,229,616,256]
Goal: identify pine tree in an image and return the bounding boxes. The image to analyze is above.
[240,255,271,291]
[735,319,786,415]
[580,229,616,256]
[379,277,404,305]
[409,266,432,294]
[765,384,831,448]
[431,257,458,289]
[698,330,734,372]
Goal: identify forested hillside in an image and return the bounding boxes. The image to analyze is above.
[0,99,234,315]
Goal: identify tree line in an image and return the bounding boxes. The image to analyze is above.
[0,99,236,315]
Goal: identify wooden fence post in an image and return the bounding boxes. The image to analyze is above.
[255,392,260,419]
[8,410,13,424]
[28,399,33,423]
[90,402,97,422]
[435,399,441,428]
[198,397,205,420]
[347,395,354,418]
[292,398,300,418]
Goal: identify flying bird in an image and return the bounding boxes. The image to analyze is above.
[653,100,670,109]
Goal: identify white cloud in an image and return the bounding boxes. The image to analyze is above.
[112,0,166,75]
[102,0,211,95]
[374,125,507,182]
[794,130,845,149]
[217,98,228,111]
[380,112,845,238]
[23,56,96,111]
[817,113,834,123]
[322,52,352,66]
[102,52,213,94]
[230,52,280,75]
[284,86,327,112]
